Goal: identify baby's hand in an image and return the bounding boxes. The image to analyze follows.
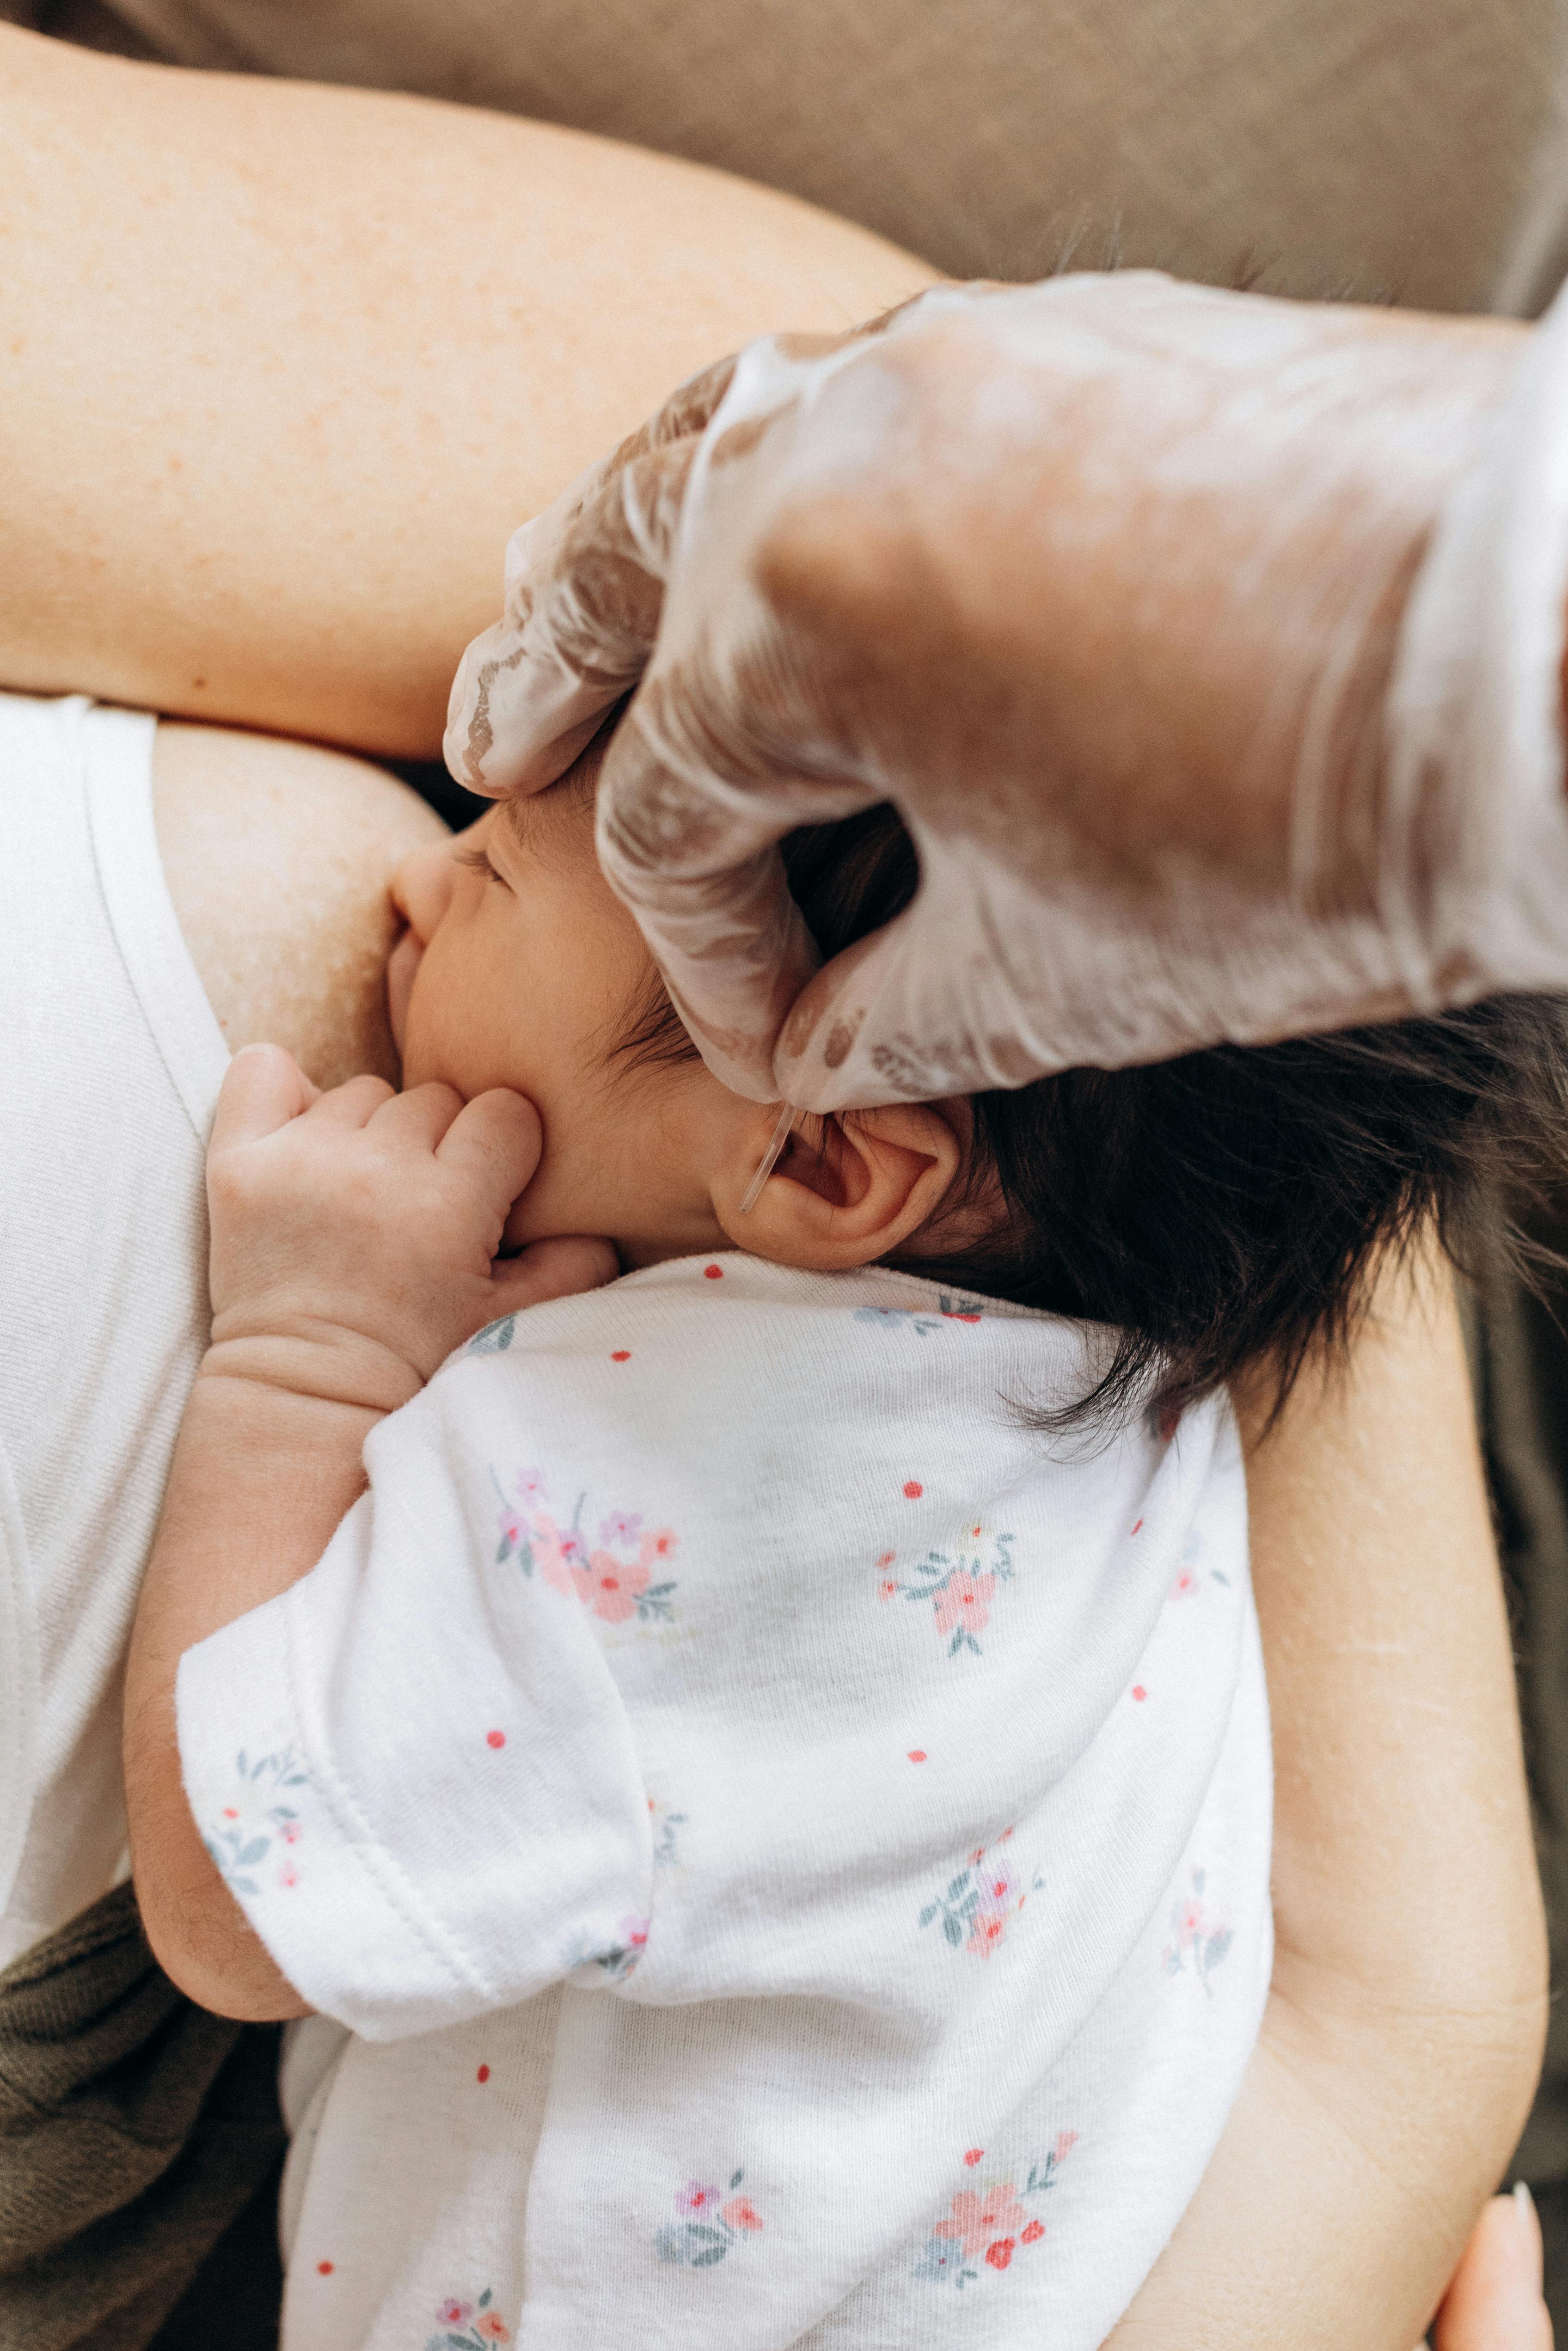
[204,1043,616,1409]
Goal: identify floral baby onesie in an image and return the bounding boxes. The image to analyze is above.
[177,1255,1270,2351]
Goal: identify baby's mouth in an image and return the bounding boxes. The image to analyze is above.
[386,923,424,1060]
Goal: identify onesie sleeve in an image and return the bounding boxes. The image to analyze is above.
[175,1371,653,2042]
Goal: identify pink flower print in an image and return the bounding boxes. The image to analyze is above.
[933,1571,995,1643]
[884,1528,1016,1657]
[514,1470,548,1505]
[966,1910,1008,1958]
[935,2186,1029,2261]
[1163,1869,1233,1990]
[1022,2219,1045,2244]
[599,1511,643,1549]
[921,1835,1042,1954]
[1171,1564,1198,1599]
[621,1915,650,1954]
[985,2238,1016,2270]
[498,1508,525,1549]
[586,1549,650,1623]
[279,1819,300,1845]
[1054,2130,1078,2164]
[657,2168,762,2267]
[530,1513,579,1597]
[640,1527,678,1567]
[435,2286,509,2344]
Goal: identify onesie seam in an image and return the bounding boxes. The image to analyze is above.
[280,1590,498,2010]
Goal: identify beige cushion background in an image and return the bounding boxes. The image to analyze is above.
[14,0,1568,316]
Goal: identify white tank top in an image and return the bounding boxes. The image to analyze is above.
[0,692,228,1964]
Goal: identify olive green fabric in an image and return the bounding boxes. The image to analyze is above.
[0,1880,285,2349]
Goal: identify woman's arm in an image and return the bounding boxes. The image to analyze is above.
[1109,1240,1549,2347]
[0,25,932,757]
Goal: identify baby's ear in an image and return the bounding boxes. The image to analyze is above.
[710,1103,962,1270]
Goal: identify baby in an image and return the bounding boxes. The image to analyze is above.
[124,742,1560,2349]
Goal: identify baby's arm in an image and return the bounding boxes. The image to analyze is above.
[1108,1238,1548,2349]
[123,1044,614,2019]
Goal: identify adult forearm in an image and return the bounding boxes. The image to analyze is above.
[0,26,931,755]
[1109,1243,1547,2345]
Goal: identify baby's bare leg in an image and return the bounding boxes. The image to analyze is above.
[0,26,933,759]
[153,725,445,1088]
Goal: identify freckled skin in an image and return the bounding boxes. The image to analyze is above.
[153,725,446,1089]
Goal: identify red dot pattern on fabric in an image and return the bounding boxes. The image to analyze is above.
[907,1750,927,1763]
[477,2064,490,2084]
[1022,2220,1045,2244]
[317,2260,334,2275]
[963,2148,984,2167]
[611,1350,631,1362]
[1132,1685,1147,1703]
[903,1481,923,1499]
[703,1263,723,1279]
[486,1730,506,1750]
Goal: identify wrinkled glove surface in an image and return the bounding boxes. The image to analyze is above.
[446,273,1568,1110]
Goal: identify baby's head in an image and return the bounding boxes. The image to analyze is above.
[390,734,1567,1423]
[387,737,975,1285]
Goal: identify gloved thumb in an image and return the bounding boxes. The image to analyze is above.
[444,354,741,798]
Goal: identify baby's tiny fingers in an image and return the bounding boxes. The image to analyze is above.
[371,1080,468,1153]
[209,1042,316,1155]
[491,1236,620,1318]
[436,1089,544,1208]
[307,1073,398,1129]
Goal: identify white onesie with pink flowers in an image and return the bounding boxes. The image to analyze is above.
[176,1252,1270,2351]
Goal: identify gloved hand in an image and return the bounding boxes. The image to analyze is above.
[446,272,1568,1110]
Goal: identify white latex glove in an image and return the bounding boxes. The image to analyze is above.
[445,273,1568,1110]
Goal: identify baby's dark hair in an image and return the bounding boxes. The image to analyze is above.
[617,802,1568,1425]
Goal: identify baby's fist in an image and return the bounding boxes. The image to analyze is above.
[205,1045,615,1405]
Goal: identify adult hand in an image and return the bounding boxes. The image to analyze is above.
[1427,2190,1553,2351]
[446,273,1568,1111]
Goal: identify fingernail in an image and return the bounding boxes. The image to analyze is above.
[1515,2179,1544,2273]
